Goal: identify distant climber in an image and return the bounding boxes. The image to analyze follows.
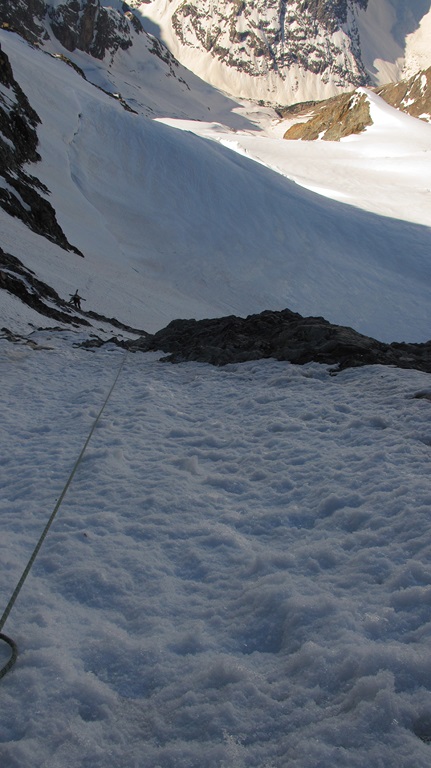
[69,289,85,310]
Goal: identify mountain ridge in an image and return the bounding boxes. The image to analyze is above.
[281,66,431,140]
[3,1,431,109]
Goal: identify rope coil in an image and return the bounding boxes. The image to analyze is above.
[0,633,18,681]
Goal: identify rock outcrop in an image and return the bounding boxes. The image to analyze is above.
[129,308,431,374]
[282,66,431,141]
[375,66,431,123]
[0,245,150,334]
[0,42,83,253]
[0,0,143,59]
[0,247,89,324]
[283,88,371,140]
[48,0,142,59]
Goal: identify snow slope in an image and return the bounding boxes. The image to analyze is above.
[357,0,431,84]
[1,330,431,767]
[1,31,431,343]
[404,5,431,77]
[1,21,431,768]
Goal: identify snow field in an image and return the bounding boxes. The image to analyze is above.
[1,332,431,766]
[2,31,431,344]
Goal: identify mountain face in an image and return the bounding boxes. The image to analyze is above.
[139,0,431,105]
[0,0,141,58]
[170,0,368,82]
[0,0,186,91]
[2,1,431,107]
[139,0,370,104]
[0,41,82,252]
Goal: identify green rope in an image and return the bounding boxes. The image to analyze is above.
[0,348,129,680]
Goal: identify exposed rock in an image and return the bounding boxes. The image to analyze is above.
[376,66,431,123]
[1,2,188,103]
[0,327,55,349]
[0,246,149,335]
[283,89,371,140]
[282,66,431,141]
[0,0,47,46]
[129,308,431,374]
[171,0,370,99]
[0,42,83,253]
[48,0,142,59]
[0,247,89,325]
[0,1,143,58]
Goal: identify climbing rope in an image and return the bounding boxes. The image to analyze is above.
[0,345,131,680]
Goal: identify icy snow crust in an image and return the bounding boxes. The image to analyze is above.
[1,331,431,767]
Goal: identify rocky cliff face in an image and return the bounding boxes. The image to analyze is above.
[166,0,370,102]
[0,0,143,59]
[0,43,82,252]
[48,0,142,59]
[172,0,368,78]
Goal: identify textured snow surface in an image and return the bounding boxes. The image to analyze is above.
[1,331,431,767]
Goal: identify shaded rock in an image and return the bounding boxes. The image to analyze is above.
[0,248,89,325]
[0,326,54,349]
[0,247,150,335]
[0,41,83,254]
[48,0,142,60]
[0,0,47,46]
[131,308,431,373]
[0,1,143,59]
